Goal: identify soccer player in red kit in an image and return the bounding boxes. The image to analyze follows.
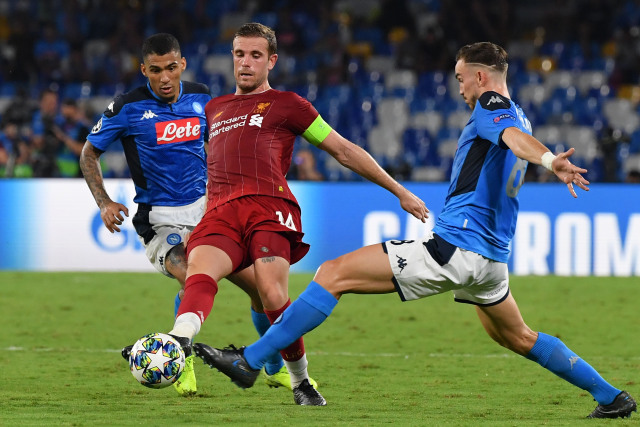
[166,22,429,406]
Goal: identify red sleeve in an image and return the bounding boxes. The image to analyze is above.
[284,92,320,135]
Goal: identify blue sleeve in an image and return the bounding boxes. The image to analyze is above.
[86,103,129,151]
[475,105,519,146]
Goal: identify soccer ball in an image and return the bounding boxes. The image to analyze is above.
[129,332,186,389]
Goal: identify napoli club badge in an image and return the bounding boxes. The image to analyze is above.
[167,233,182,245]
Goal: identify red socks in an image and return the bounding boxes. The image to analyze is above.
[265,299,306,361]
[176,274,218,322]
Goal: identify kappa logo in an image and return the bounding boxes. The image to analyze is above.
[487,96,504,106]
[141,110,158,120]
[249,114,263,127]
[569,356,580,369]
[396,254,408,273]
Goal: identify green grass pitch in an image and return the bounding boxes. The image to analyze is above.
[2,272,638,426]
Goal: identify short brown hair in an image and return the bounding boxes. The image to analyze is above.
[456,42,508,74]
[234,22,277,55]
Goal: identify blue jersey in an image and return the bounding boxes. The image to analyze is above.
[87,81,210,206]
[433,91,532,263]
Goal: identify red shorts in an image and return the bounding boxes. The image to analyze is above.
[187,195,310,273]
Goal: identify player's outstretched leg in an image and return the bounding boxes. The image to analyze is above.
[588,391,637,419]
[525,332,634,417]
[478,295,635,417]
[193,343,260,389]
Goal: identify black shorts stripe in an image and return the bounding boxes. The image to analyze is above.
[132,203,156,244]
[453,287,510,307]
[423,233,457,266]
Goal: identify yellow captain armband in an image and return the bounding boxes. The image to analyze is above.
[302,115,332,146]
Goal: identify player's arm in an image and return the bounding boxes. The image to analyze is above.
[313,127,428,222]
[501,126,589,197]
[52,125,85,156]
[79,141,129,232]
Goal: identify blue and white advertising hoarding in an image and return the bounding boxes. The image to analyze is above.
[0,179,638,276]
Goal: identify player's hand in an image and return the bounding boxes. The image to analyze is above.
[100,201,129,233]
[399,190,429,223]
[551,148,590,198]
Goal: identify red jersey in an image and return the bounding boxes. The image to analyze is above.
[204,89,319,209]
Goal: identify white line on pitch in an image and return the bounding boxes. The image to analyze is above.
[5,347,639,360]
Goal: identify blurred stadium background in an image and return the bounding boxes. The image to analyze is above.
[2,0,640,183]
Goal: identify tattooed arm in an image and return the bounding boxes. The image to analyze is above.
[80,141,129,233]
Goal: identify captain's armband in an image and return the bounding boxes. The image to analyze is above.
[302,115,332,146]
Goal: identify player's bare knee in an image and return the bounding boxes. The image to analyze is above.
[314,257,349,295]
[166,244,187,283]
[258,285,289,310]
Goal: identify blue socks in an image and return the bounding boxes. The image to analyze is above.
[244,281,338,370]
[250,308,285,375]
[174,291,181,318]
[526,332,621,405]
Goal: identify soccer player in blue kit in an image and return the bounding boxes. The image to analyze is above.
[195,42,637,419]
[79,33,299,396]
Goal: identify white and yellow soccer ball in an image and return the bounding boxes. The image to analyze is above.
[129,332,185,389]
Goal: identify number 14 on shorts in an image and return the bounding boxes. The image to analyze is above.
[275,211,297,231]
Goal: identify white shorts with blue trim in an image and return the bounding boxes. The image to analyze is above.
[383,231,510,306]
[141,196,206,277]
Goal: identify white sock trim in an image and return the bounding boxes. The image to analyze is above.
[284,354,309,388]
[169,312,201,340]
